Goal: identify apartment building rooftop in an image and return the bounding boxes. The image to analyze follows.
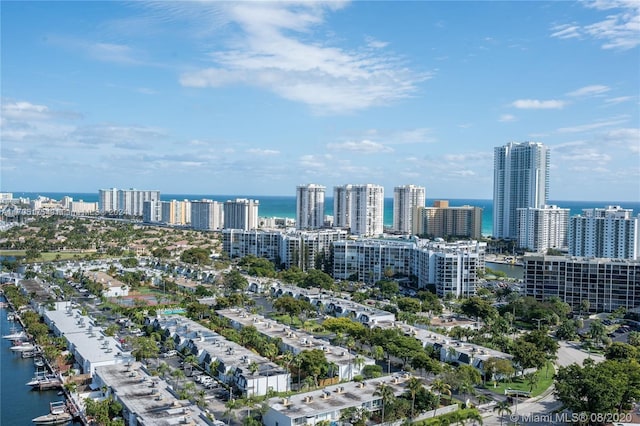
[95,361,209,426]
[150,315,286,380]
[218,308,375,368]
[44,303,131,375]
[265,373,412,420]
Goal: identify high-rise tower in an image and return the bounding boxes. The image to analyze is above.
[334,184,384,236]
[296,184,326,230]
[393,185,426,234]
[223,198,259,230]
[493,142,549,239]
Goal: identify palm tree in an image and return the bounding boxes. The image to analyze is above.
[524,372,539,393]
[209,360,220,378]
[467,411,483,426]
[353,355,365,376]
[430,379,452,416]
[589,320,606,346]
[171,369,185,390]
[184,354,199,368]
[248,361,259,376]
[280,351,294,373]
[293,354,303,390]
[493,401,512,426]
[263,343,279,361]
[64,381,78,396]
[373,382,395,424]
[476,393,491,406]
[157,362,170,379]
[183,381,197,398]
[407,376,423,419]
[302,375,315,391]
[579,299,590,318]
[196,389,207,408]
[458,381,476,406]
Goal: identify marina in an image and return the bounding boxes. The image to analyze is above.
[0,295,72,425]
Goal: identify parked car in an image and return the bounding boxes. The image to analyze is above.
[162,350,178,358]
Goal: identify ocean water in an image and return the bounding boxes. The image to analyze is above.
[8,192,640,237]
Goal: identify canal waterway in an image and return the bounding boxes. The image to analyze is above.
[485,261,524,280]
[0,296,66,425]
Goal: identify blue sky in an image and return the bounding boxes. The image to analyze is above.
[2,1,639,201]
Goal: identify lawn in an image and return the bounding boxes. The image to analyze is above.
[270,313,304,328]
[0,250,118,262]
[484,361,555,398]
[0,250,27,257]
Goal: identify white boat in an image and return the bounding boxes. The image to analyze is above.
[26,373,60,387]
[34,357,46,368]
[2,328,27,340]
[2,331,29,340]
[32,401,72,425]
[11,342,36,352]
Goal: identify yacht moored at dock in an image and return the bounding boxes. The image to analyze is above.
[32,401,72,425]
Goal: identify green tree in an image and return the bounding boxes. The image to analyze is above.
[629,331,640,348]
[378,280,400,298]
[373,382,395,424]
[407,376,423,419]
[493,401,512,426]
[222,270,248,293]
[554,360,640,416]
[589,320,606,346]
[605,342,639,361]
[579,299,590,317]
[430,379,452,409]
[397,297,422,314]
[460,297,498,322]
[132,336,159,362]
[524,372,539,392]
[555,320,578,341]
[180,247,211,265]
[171,368,186,389]
[297,349,329,387]
[301,269,334,290]
[510,339,546,375]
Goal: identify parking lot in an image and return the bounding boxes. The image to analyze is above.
[147,354,236,423]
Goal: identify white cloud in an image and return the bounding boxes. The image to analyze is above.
[443,152,492,162]
[2,101,51,120]
[327,139,393,154]
[605,96,634,104]
[557,117,629,133]
[246,148,280,156]
[177,2,428,113]
[451,170,476,177]
[559,149,612,163]
[49,36,145,65]
[499,114,516,122]
[550,1,640,50]
[512,99,566,109]
[550,24,581,39]
[136,87,157,95]
[365,36,389,49]
[566,85,610,97]
[90,42,138,63]
[602,128,640,152]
